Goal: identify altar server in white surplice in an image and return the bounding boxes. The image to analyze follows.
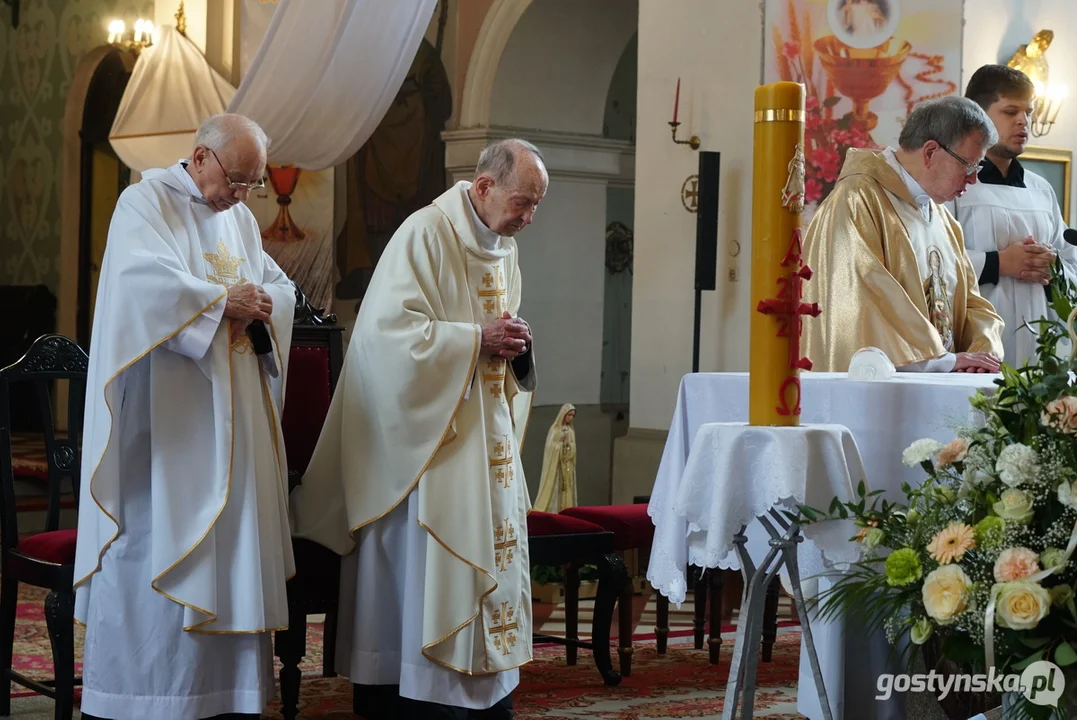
[947,64,1077,367]
[74,113,297,720]
[292,139,544,720]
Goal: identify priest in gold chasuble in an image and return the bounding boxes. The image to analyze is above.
[293,139,545,719]
[803,96,1004,374]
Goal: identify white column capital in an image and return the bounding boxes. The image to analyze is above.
[442,126,634,186]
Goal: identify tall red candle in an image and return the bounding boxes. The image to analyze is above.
[673,78,680,123]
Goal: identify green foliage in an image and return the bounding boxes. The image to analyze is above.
[792,265,1077,712]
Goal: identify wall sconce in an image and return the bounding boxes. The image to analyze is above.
[670,77,701,150]
[107,18,155,53]
[1032,83,1067,137]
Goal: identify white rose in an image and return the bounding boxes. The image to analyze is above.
[993,488,1035,524]
[922,565,972,625]
[1059,481,1077,511]
[994,580,1051,631]
[903,439,943,467]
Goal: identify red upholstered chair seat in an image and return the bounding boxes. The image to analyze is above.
[527,510,605,537]
[281,345,332,475]
[560,504,655,550]
[16,529,77,565]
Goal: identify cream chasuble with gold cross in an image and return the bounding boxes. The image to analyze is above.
[293,181,536,707]
[73,163,296,719]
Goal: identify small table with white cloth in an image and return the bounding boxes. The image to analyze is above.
[646,371,998,720]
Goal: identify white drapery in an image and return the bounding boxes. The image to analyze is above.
[227,0,437,170]
[109,25,234,172]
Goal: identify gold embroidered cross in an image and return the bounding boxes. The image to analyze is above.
[204,240,248,287]
[489,434,514,489]
[477,266,507,317]
[493,519,517,572]
[489,602,518,655]
[483,358,506,403]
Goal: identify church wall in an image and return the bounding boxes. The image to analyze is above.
[0,0,154,293]
[616,0,1077,504]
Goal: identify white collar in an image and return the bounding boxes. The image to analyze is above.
[883,147,933,219]
[175,160,206,203]
[461,182,501,251]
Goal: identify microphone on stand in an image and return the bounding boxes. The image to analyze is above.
[1063,228,1077,246]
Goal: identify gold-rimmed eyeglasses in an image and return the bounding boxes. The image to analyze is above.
[209,149,267,191]
[937,143,982,177]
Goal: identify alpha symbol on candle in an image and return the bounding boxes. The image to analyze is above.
[756,227,821,415]
[780,143,806,214]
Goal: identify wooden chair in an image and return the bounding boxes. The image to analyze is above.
[527,510,629,686]
[562,503,782,675]
[274,286,345,720]
[0,334,87,720]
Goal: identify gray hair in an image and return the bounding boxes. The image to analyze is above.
[898,96,998,152]
[194,113,271,155]
[475,138,545,184]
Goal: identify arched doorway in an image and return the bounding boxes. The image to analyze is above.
[76,51,134,347]
[58,46,135,351]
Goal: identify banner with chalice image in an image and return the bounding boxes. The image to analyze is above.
[764,0,964,222]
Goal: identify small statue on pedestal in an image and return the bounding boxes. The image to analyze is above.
[533,404,577,512]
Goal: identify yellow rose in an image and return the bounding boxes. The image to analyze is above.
[922,565,972,625]
[993,489,1035,524]
[995,580,1051,631]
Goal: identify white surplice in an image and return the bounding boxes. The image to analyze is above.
[73,162,296,720]
[948,165,1077,367]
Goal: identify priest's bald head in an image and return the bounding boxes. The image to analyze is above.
[469,138,548,237]
[894,96,998,204]
[188,113,270,213]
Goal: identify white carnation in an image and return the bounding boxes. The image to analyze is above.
[1059,481,1077,510]
[903,439,943,467]
[995,444,1039,488]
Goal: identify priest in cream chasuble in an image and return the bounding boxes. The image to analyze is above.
[73,115,296,720]
[803,97,1003,374]
[293,139,545,718]
[947,64,1077,367]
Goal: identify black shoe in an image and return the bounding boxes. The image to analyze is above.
[470,693,514,720]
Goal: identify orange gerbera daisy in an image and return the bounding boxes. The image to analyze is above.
[927,522,976,565]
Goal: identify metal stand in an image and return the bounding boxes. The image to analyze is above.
[720,508,833,720]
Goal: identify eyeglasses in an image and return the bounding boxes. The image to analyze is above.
[937,143,982,177]
[209,149,267,191]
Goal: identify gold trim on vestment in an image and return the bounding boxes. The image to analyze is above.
[754,109,805,123]
[73,291,230,591]
[416,519,535,676]
[151,344,236,631]
[347,328,482,535]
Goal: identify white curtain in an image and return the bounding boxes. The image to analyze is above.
[109,25,235,172]
[227,0,437,171]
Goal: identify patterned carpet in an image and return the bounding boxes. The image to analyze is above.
[7,584,804,719]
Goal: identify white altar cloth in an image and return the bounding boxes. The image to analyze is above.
[646,371,997,720]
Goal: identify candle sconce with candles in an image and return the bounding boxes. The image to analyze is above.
[669,77,701,150]
[107,18,155,53]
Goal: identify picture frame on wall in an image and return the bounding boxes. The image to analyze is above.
[1022,146,1072,224]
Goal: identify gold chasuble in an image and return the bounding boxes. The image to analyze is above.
[294,182,535,677]
[802,149,1003,370]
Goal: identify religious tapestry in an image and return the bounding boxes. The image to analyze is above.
[764,0,964,221]
[335,39,452,307]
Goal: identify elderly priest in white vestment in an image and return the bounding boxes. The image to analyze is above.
[74,113,297,720]
[292,139,546,720]
[947,64,1077,367]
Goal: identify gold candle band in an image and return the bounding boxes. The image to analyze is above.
[753,109,806,123]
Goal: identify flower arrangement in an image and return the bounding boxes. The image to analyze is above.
[800,262,1077,718]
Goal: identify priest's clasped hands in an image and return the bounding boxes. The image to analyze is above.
[224,282,273,343]
[481,311,532,359]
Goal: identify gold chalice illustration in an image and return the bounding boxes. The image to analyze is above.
[814,35,911,131]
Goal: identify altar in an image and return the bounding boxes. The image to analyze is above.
[647,370,998,720]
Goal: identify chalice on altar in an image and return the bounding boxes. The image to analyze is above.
[813,35,910,131]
